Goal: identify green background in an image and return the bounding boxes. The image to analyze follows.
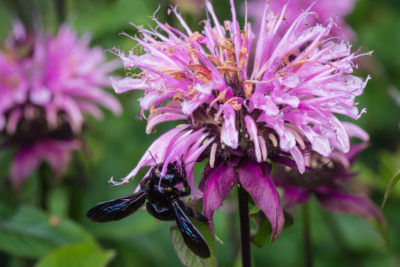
[0,0,399,266]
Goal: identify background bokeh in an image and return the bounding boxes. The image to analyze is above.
[0,0,399,266]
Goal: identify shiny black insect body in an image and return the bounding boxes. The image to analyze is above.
[86,162,211,258]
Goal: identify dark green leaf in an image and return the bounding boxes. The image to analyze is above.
[71,0,152,38]
[48,187,69,218]
[250,211,270,248]
[0,205,94,258]
[252,219,271,248]
[170,221,217,267]
[283,210,294,228]
[35,242,115,267]
[250,210,293,247]
[86,214,159,240]
[381,170,400,209]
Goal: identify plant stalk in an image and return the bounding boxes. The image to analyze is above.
[238,185,251,267]
[302,203,313,267]
[39,164,49,210]
[54,0,65,25]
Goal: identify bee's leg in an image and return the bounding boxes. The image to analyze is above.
[181,161,187,179]
[179,178,191,197]
[139,176,150,191]
[180,203,209,224]
[191,210,209,223]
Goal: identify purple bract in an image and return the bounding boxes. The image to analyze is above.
[273,139,384,227]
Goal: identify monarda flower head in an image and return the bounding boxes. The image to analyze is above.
[111,0,370,240]
[273,128,384,227]
[248,0,356,39]
[0,23,121,187]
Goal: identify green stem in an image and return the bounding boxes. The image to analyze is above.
[54,0,65,25]
[38,164,49,210]
[238,185,251,267]
[67,156,85,222]
[302,203,313,267]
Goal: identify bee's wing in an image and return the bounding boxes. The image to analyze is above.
[172,201,210,258]
[86,191,146,222]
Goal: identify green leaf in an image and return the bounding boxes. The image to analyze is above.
[269,161,277,176]
[250,211,270,248]
[0,205,94,258]
[71,0,153,39]
[48,187,69,218]
[252,219,271,248]
[250,209,293,247]
[381,169,400,209]
[371,219,390,246]
[87,214,159,240]
[170,221,217,267]
[35,242,115,267]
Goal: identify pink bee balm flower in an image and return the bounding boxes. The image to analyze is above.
[272,137,385,228]
[247,0,356,39]
[111,0,369,240]
[0,23,121,188]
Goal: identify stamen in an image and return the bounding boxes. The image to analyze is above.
[210,142,218,168]
[225,97,243,110]
[286,126,306,150]
[321,157,334,169]
[208,90,227,110]
[258,136,268,161]
[269,133,278,147]
[243,81,254,99]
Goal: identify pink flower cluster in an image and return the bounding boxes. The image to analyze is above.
[247,0,356,39]
[111,0,370,239]
[0,23,121,187]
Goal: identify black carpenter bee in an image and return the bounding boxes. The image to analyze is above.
[86,161,211,258]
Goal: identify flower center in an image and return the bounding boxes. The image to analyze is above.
[1,105,75,146]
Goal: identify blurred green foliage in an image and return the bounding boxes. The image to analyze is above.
[0,0,400,266]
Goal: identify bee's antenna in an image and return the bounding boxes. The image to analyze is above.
[148,150,158,165]
[181,159,197,169]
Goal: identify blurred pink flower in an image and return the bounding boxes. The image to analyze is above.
[0,23,121,187]
[247,0,356,39]
[111,0,369,239]
[272,139,385,227]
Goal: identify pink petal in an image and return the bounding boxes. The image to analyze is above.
[146,112,188,134]
[342,122,369,142]
[111,125,188,185]
[161,130,205,175]
[203,163,238,227]
[283,187,310,208]
[0,115,5,131]
[10,146,41,188]
[184,135,215,199]
[289,146,305,174]
[221,104,238,149]
[244,115,262,162]
[6,108,22,135]
[38,140,80,175]
[238,160,284,241]
[316,191,384,225]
